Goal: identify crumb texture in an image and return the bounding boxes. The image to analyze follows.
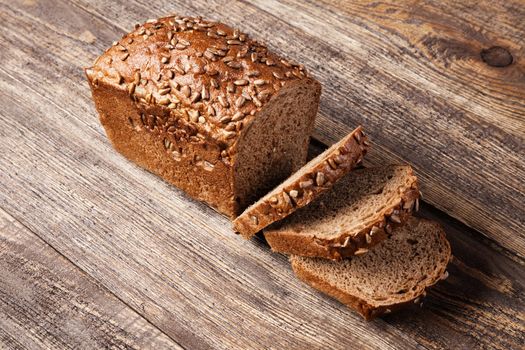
[292,218,451,308]
[275,165,416,239]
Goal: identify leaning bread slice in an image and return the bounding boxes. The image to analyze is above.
[291,217,451,321]
[264,165,419,259]
[233,126,369,238]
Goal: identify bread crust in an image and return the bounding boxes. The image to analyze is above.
[233,127,369,237]
[290,218,452,321]
[86,15,320,217]
[264,171,420,260]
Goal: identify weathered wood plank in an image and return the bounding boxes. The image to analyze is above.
[0,2,524,348]
[0,208,179,350]
[247,0,525,258]
[65,0,525,258]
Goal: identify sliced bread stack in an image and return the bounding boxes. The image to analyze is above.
[234,128,451,320]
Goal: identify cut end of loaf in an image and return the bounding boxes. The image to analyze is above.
[264,165,420,259]
[233,126,369,237]
[233,78,321,214]
[291,217,451,320]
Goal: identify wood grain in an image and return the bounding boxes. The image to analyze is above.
[66,0,525,258]
[0,1,524,348]
[0,0,524,349]
[0,208,178,350]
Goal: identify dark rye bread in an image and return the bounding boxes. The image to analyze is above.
[291,217,451,321]
[264,165,420,259]
[233,127,369,238]
[85,15,321,218]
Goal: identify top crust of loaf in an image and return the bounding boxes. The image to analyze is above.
[233,127,369,237]
[85,15,316,161]
[291,217,452,320]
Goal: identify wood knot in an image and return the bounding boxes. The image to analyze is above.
[480,46,513,67]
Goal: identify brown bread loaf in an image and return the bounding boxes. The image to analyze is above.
[86,15,321,218]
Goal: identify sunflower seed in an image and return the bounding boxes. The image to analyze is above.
[158,97,170,105]
[272,71,284,79]
[202,161,214,171]
[390,214,401,224]
[127,82,136,95]
[188,110,199,122]
[121,52,130,61]
[227,39,242,45]
[316,172,325,186]
[181,85,191,98]
[227,83,235,93]
[355,248,369,255]
[226,61,242,69]
[175,43,187,50]
[234,79,248,86]
[327,158,337,170]
[299,179,313,188]
[251,216,258,225]
[370,226,380,236]
[253,79,267,86]
[415,198,420,212]
[219,116,231,124]
[403,199,415,210]
[164,138,171,149]
[280,59,291,67]
[289,190,299,198]
[210,78,219,88]
[190,92,201,103]
[204,50,216,60]
[158,87,171,95]
[247,70,260,77]
[225,131,236,139]
[232,111,245,122]
[235,96,246,108]
[218,95,229,108]
[252,97,262,107]
[282,192,292,207]
[225,123,236,131]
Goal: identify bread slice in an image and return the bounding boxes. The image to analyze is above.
[264,165,419,259]
[233,126,369,238]
[291,217,451,320]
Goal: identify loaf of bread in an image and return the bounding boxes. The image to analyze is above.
[291,217,451,320]
[234,126,368,237]
[264,165,420,259]
[85,15,321,217]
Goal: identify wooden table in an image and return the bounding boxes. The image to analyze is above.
[1,0,524,349]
